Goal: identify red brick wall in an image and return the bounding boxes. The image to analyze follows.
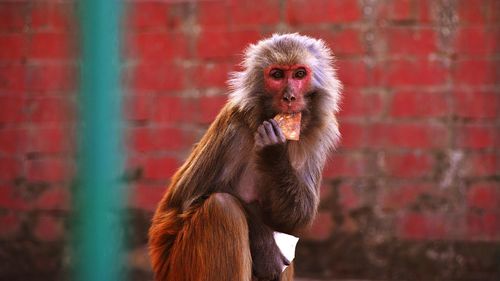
[0,0,499,280]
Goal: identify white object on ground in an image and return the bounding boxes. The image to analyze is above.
[273,231,300,272]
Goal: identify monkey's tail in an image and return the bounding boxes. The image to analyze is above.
[148,196,209,280]
[148,207,182,280]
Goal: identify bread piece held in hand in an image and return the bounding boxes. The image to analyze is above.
[273,112,301,141]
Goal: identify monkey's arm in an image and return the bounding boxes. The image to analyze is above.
[254,119,321,234]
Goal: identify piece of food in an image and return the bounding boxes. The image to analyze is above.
[274,112,301,141]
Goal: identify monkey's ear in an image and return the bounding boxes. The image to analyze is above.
[242,43,259,68]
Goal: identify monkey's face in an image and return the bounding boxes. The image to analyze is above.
[263,64,312,114]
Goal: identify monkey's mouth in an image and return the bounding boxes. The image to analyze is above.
[277,102,305,114]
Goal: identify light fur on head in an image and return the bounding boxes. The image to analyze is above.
[228,33,342,116]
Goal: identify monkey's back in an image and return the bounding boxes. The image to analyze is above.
[148,103,252,277]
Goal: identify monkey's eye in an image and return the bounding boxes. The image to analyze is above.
[269,69,284,79]
[294,68,307,79]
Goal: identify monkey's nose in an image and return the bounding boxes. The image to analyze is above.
[283,94,296,102]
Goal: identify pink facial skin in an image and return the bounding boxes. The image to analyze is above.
[263,64,312,113]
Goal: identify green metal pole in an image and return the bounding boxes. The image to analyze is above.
[76,0,125,280]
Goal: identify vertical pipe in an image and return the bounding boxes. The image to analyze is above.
[76,0,125,280]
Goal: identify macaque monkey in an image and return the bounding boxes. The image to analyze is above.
[149,33,341,281]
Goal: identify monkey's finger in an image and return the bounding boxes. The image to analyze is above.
[263,121,278,144]
[269,119,286,143]
[255,130,267,146]
[258,124,271,145]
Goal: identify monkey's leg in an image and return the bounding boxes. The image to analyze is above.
[166,193,252,281]
[246,204,291,281]
[281,263,294,281]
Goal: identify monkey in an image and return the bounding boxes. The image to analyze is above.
[148,33,341,281]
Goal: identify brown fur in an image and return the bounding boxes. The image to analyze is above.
[149,33,341,281]
[166,193,251,281]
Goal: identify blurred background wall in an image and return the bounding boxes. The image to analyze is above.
[0,0,498,280]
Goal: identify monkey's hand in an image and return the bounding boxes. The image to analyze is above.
[255,119,287,157]
[247,203,290,281]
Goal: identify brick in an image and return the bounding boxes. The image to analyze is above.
[466,212,499,240]
[454,59,496,86]
[27,158,72,182]
[0,96,26,123]
[130,127,187,153]
[338,121,365,149]
[454,27,497,55]
[125,94,152,122]
[129,183,166,211]
[385,59,447,86]
[399,212,429,239]
[303,211,334,241]
[30,32,74,60]
[29,126,73,154]
[0,128,28,154]
[196,29,261,60]
[286,0,361,24]
[319,183,333,204]
[230,0,280,26]
[384,152,434,178]
[336,59,368,87]
[390,91,449,118]
[197,0,229,27]
[464,152,497,178]
[126,32,188,61]
[337,183,362,210]
[183,98,202,125]
[386,28,437,55]
[492,0,500,22]
[456,124,495,149]
[397,212,451,240]
[387,0,416,21]
[0,3,27,32]
[127,2,169,29]
[0,64,26,92]
[0,185,30,211]
[308,29,365,57]
[339,89,383,118]
[34,214,64,242]
[31,2,74,31]
[30,97,74,123]
[36,187,70,211]
[368,122,448,149]
[416,0,432,23]
[28,63,76,92]
[0,34,25,60]
[457,0,489,24]
[467,183,499,211]
[131,63,184,92]
[143,156,179,180]
[324,152,366,178]
[193,62,232,88]
[151,96,185,125]
[329,28,365,56]
[453,91,498,119]
[0,157,22,180]
[197,95,227,124]
[166,2,193,30]
[0,212,22,239]
[379,183,434,211]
